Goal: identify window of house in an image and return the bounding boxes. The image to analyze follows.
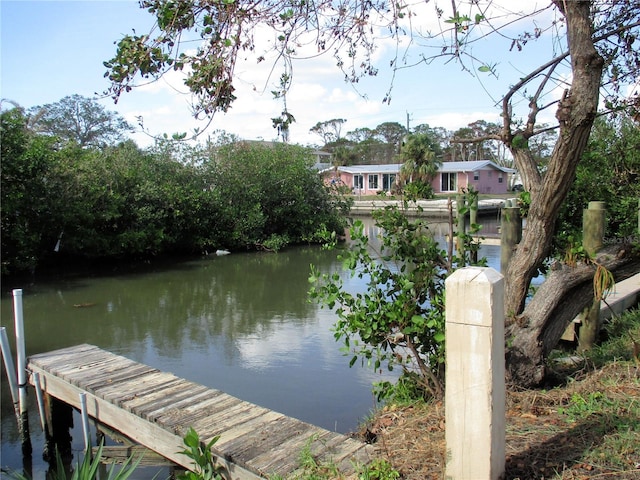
[353,174,364,190]
[473,171,479,181]
[382,173,396,191]
[368,174,379,189]
[441,172,457,192]
[498,172,503,183]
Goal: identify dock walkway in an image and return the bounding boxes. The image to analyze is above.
[27,344,372,479]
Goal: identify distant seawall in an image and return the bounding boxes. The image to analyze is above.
[350,198,507,217]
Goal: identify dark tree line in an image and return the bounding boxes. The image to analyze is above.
[1,104,349,277]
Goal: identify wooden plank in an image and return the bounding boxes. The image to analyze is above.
[28,344,100,367]
[219,416,318,467]
[196,402,272,440]
[91,371,179,404]
[32,349,116,375]
[168,394,245,439]
[334,442,373,473]
[248,426,329,477]
[196,393,244,417]
[157,392,235,435]
[94,445,177,467]
[31,344,113,365]
[50,356,141,386]
[213,410,285,450]
[119,378,195,413]
[134,384,212,421]
[81,363,158,391]
[188,401,267,440]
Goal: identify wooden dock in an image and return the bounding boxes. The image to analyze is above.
[27,344,373,479]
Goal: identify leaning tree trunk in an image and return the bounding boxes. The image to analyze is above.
[505,244,640,387]
[504,1,606,386]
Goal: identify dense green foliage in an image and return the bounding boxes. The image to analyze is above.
[556,114,640,250]
[204,142,350,251]
[1,108,61,273]
[1,108,348,276]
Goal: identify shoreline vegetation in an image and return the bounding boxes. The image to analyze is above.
[356,308,640,480]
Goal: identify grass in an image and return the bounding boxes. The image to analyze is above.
[266,308,640,479]
[360,307,640,479]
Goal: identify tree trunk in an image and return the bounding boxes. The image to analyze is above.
[503,1,607,386]
[505,244,640,387]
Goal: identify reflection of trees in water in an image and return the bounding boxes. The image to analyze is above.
[111,248,340,357]
[0,246,338,363]
[1,216,500,361]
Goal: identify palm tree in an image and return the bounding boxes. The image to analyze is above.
[397,133,442,198]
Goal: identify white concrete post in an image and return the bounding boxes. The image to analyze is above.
[445,267,505,480]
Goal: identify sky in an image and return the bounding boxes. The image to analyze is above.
[1,1,564,148]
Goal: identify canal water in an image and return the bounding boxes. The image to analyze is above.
[1,216,503,478]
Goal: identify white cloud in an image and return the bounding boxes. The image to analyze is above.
[85,1,572,147]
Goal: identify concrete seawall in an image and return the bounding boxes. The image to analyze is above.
[350,198,507,217]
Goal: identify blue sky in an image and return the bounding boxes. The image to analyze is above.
[1,1,561,147]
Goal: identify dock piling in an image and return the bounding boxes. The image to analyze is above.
[0,326,19,407]
[80,393,92,453]
[13,288,32,455]
[33,372,51,435]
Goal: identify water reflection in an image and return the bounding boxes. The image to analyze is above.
[1,214,507,477]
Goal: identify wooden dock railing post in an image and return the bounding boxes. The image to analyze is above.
[500,203,522,273]
[445,267,505,480]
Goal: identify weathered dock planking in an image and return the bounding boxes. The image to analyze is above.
[27,344,373,479]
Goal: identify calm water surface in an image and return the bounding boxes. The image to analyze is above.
[1,216,503,478]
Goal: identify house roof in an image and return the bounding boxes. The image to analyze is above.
[440,160,515,174]
[338,164,402,174]
[337,161,515,175]
[312,162,333,173]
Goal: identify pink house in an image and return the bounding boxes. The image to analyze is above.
[333,161,515,195]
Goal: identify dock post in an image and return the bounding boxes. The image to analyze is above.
[500,205,521,273]
[33,372,50,435]
[469,190,479,263]
[13,289,32,456]
[44,397,74,472]
[469,193,478,227]
[578,201,606,352]
[0,326,19,407]
[80,393,92,455]
[456,193,467,257]
[445,267,506,480]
